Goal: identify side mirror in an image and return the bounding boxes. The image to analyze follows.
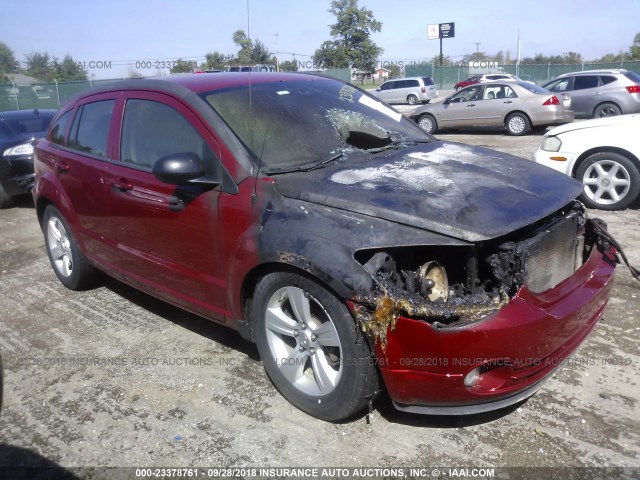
[153,152,219,186]
[443,98,451,105]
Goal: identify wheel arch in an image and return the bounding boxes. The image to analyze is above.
[571,146,640,178]
[238,261,361,343]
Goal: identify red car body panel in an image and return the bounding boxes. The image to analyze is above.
[375,247,615,410]
[32,73,618,416]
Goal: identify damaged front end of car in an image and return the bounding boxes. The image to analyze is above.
[352,201,612,346]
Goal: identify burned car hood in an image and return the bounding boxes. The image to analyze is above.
[272,141,583,242]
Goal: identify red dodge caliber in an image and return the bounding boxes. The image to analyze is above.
[33,73,617,421]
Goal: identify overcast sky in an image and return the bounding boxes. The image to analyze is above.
[1,0,637,79]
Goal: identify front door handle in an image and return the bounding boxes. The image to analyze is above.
[110,179,134,191]
[503,101,513,104]
[54,161,70,172]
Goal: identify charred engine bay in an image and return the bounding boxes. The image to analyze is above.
[354,205,589,347]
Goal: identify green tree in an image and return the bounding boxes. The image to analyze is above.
[232,30,253,64]
[630,32,640,60]
[388,63,401,78]
[313,40,349,68]
[201,51,229,71]
[52,54,87,81]
[170,58,197,73]
[251,39,272,64]
[280,60,298,72]
[0,42,18,81]
[25,52,53,81]
[319,0,383,73]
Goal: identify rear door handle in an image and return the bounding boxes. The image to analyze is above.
[503,101,513,104]
[467,104,476,107]
[110,179,134,191]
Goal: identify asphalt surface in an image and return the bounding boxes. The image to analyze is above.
[0,128,638,479]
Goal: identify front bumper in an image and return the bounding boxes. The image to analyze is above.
[376,245,616,414]
[0,155,36,196]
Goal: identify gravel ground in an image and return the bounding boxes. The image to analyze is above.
[0,130,638,479]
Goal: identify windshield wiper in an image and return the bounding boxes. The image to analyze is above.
[265,152,346,176]
[366,138,432,154]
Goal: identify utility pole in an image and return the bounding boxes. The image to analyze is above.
[273,33,279,71]
[474,42,481,53]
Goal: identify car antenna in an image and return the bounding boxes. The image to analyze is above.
[247,0,259,207]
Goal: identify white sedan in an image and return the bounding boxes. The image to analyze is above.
[533,114,640,210]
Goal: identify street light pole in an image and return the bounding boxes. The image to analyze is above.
[273,33,279,72]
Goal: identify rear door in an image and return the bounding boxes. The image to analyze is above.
[38,93,123,277]
[106,92,229,322]
[567,75,600,117]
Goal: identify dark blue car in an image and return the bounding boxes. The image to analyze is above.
[1,109,56,208]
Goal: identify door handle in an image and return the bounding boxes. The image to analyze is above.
[467,104,476,107]
[110,179,134,191]
[54,161,70,172]
[503,101,513,104]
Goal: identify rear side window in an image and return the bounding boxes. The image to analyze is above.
[68,100,114,158]
[573,76,599,90]
[120,99,215,171]
[600,76,617,85]
[406,80,419,88]
[50,111,72,145]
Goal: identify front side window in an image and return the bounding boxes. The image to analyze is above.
[68,100,114,158]
[120,99,215,172]
[450,86,481,102]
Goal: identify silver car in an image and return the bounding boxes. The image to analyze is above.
[409,81,574,136]
[374,77,437,105]
[542,69,640,118]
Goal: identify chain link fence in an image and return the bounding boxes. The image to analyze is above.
[2,60,640,111]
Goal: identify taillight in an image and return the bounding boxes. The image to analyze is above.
[543,95,560,106]
[626,85,640,94]
[421,86,426,93]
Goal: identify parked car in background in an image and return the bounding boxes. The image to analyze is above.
[454,74,526,90]
[0,109,56,208]
[542,69,640,118]
[409,81,573,135]
[534,114,640,210]
[33,73,616,421]
[373,77,437,104]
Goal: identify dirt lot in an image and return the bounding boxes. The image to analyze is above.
[0,131,638,478]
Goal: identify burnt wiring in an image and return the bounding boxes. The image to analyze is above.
[590,219,640,282]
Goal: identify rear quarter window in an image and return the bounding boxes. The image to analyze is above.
[407,80,419,87]
[624,71,640,83]
[600,76,617,85]
[422,77,434,86]
[49,111,72,145]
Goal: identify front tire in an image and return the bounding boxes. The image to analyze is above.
[253,272,379,421]
[505,112,531,136]
[417,114,437,134]
[43,205,96,290]
[576,151,640,210]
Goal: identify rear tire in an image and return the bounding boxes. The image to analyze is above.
[505,112,531,136]
[575,151,640,210]
[253,272,379,421]
[407,94,418,105]
[417,114,437,134]
[43,205,96,290]
[593,102,621,118]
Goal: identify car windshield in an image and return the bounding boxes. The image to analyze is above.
[200,78,431,171]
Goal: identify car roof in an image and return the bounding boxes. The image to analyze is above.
[555,69,628,77]
[58,72,336,109]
